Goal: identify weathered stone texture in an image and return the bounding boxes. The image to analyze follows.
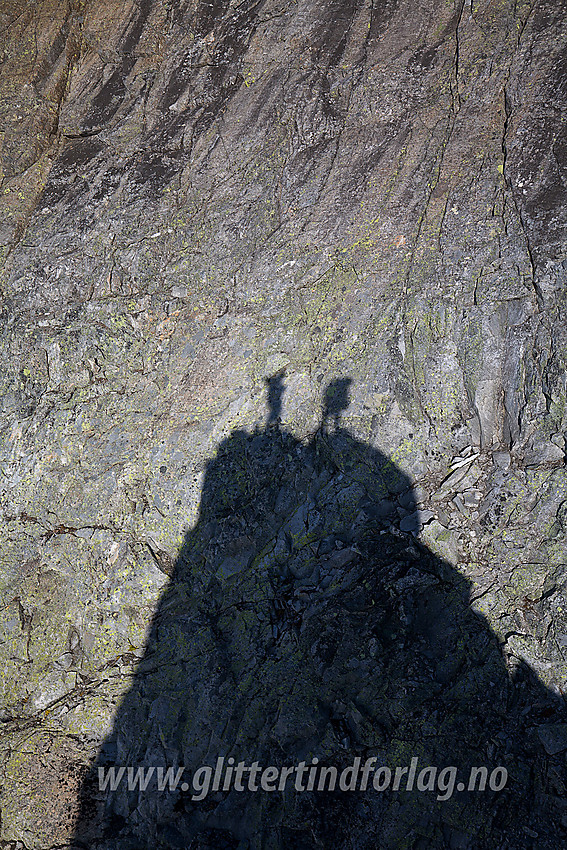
[0,0,566,846]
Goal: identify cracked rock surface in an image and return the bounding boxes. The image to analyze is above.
[1,0,567,847]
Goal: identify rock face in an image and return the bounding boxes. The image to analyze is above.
[70,384,566,850]
[0,0,567,847]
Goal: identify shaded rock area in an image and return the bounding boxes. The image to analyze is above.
[0,0,567,847]
[70,379,567,849]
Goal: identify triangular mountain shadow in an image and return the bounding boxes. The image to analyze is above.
[74,377,567,849]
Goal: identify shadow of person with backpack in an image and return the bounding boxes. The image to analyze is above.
[74,375,567,849]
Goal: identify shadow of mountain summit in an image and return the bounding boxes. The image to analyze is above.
[74,377,567,850]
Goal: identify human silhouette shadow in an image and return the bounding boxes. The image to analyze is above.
[74,377,567,849]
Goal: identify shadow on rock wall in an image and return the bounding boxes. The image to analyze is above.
[74,377,567,849]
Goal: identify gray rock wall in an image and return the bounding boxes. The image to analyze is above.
[0,0,567,846]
